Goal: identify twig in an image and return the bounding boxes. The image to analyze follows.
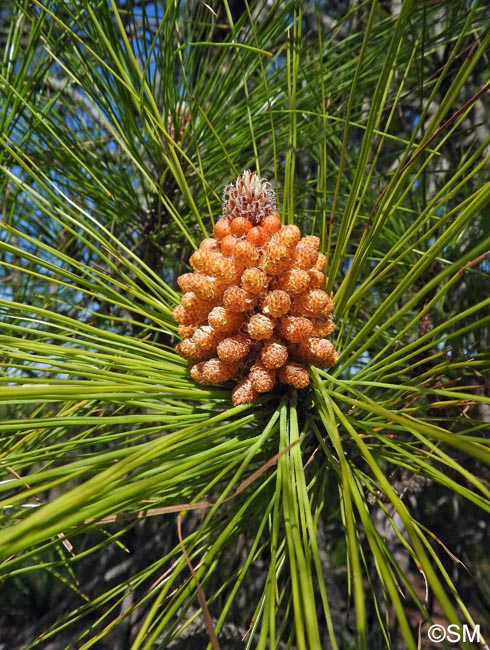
[177,515,221,650]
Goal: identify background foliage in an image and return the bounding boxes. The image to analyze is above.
[0,1,489,648]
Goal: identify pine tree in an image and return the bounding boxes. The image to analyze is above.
[0,1,489,648]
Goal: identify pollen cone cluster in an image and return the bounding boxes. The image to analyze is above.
[174,170,338,405]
